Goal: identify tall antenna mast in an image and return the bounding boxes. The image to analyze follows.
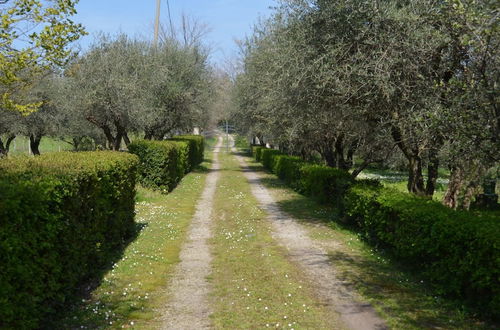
[154,0,161,46]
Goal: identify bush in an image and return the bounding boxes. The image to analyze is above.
[299,165,354,208]
[273,155,306,189]
[0,151,139,328]
[128,139,190,192]
[254,147,500,318]
[168,135,204,171]
[344,183,500,318]
[252,146,265,162]
[261,149,282,171]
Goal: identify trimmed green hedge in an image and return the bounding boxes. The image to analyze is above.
[128,140,185,192]
[168,135,204,171]
[261,149,282,171]
[255,149,352,208]
[252,145,265,162]
[272,155,305,189]
[129,136,204,192]
[299,165,354,207]
[0,152,139,328]
[253,148,500,318]
[344,183,500,318]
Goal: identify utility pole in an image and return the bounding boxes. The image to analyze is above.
[154,0,161,47]
[226,120,229,152]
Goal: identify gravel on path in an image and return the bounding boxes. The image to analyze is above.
[231,138,387,330]
[160,136,223,330]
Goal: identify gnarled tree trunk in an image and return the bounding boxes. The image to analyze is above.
[29,134,42,156]
[0,134,15,157]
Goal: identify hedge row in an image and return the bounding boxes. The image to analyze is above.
[252,146,500,318]
[344,183,500,317]
[0,152,139,328]
[168,135,204,172]
[255,147,353,208]
[129,136,204,192]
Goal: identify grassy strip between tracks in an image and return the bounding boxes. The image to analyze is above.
[209,149,339,329]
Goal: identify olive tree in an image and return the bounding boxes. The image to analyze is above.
[233,0,498,203]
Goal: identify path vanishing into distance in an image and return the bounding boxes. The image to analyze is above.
[158,135,386,330]
[59,134,487,329]
[231,137,386,330]
[161,136,223,329]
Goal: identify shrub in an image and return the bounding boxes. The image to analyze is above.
[273,155,305,189]
[344,183,500,318]
[252,146,265,162]
[261,149,282,171]
[299,165,354,208]
[253,147,500,317]
[128,139,189,192]
[0,151,139,328]
[168,135,204,170]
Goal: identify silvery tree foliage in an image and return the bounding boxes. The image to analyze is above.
[233,0,499,207]
[65,32,214,150]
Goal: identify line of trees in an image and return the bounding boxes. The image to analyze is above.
[232,0,499,209]
[1,0,218,156]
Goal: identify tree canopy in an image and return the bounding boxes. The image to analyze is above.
[0,0,85,114]
[232,0,499,208]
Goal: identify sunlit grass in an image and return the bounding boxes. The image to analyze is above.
[56,148,214,329]
[247,157,493,329]
[8,136,72,155]
[359,167,449,202]
[209,150,338,329]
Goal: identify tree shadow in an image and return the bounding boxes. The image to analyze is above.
[231,149,252,157]
[246,159,496,328]
[327,250,493,329]
[44,222,149,329]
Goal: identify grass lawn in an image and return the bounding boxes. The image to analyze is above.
[55,145,214,329]
[8,136,72,155]
[209,149,339,329]
[245,156,494,329]
[358,167,450,201]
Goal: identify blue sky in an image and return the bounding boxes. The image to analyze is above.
[74,0,275,64]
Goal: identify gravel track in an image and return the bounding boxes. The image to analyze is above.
[160,136,223,329]
[231,137,387,330]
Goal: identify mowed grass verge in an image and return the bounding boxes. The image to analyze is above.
[245,157,493,329]
[57,146,214,329]
[209,150,339,329]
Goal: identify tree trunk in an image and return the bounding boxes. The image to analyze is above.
[351,159,372,179]
[256,134,265,146]
[334,135,348,169]
[0,134,15,157]
[345,141,358,170]
[0,138,6,157]
[29,134,42,156]
[462,181,480,210]
[425,147,440,196]
[123,132,131,146]
[323,147,336,167]
[113,131,123,151]
[144,131,153,140]
[443,166,463,209]
[407,155,426,195]
[391,123,430,196]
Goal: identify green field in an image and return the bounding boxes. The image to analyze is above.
[8,136,72,155]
